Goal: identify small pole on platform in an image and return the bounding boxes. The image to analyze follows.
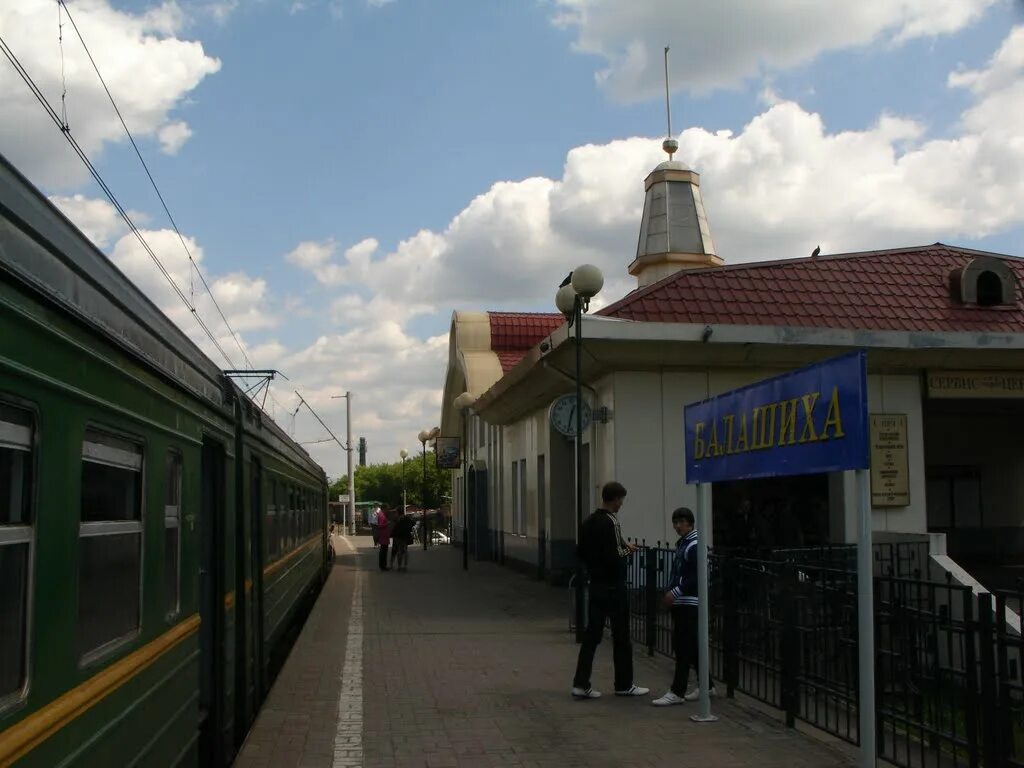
[856,468,876,766]
[691,481,718,723]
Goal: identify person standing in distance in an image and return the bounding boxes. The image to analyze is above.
[652,507,717,705]
[571,481,649,700]
[375,506,391,571]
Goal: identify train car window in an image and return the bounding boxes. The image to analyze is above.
[288,486,296,550]
[266,478,276,560]
[78,429,142,661]
[0,403,33,701]
[164,451,182,618]
[277,480,285,555]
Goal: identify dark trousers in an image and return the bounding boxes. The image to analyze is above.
[378,542,390,570]
[671,605,714,695]
[573,584,633,691]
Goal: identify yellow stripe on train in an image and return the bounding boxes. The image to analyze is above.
[0,615,201,767]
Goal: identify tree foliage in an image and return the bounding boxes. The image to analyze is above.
[328,450,451,509]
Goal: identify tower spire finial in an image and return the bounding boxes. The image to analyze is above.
[662,46,678,160]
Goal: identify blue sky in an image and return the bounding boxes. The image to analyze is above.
[3,0,1024,475]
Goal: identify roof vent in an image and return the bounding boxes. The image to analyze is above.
[950,256,1017,307]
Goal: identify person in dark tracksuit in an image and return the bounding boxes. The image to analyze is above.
[652,507,717,705]
[571,481,649,700]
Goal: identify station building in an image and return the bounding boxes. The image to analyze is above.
[438,151,1024,592]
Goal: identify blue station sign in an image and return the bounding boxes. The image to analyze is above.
[684,351,869,484]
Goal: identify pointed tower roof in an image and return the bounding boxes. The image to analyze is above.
[629,46,722,288]
[628,158,722,288]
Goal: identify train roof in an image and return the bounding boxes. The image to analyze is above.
[0,153,323,478]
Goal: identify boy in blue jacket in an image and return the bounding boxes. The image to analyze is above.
[652,507,717,706]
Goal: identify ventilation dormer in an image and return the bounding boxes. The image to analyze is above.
[950,256,1018,307]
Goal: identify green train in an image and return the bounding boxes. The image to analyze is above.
[0,153,329,767]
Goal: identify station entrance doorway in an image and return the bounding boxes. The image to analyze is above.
[923,397,1024,590]
[712,473,830,553]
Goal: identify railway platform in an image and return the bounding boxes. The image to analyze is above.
[234,535,860,768]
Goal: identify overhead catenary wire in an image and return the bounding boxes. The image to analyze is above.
[57,1,68,130]
[0,32,241,371]
[57,0,254,371]
[293,391,348,451]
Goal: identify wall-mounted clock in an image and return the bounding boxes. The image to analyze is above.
[549,394,592,437]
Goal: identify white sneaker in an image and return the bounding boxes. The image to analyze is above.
[684,686,717,702]
[614,684,650,696]
[651,691,685,706]
[571,687,601,699]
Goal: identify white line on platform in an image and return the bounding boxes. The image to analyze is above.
[332,569,363,768]
[333,534,356,554]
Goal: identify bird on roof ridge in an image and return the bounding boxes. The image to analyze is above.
[811,245,821,258]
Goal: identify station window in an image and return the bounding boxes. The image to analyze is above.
[78,429,142,660]
[164,452,182,618]
[0,403,33,701]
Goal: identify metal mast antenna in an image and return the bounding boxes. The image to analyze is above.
[662,46,678,160]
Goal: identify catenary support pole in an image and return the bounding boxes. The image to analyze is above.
[463,410,469,571]
[691,482,718,723]
[856,468,876,766]
[422,440,428,551]
[346,392,355,535]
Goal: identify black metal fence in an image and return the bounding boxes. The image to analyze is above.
[602,541,1023,768]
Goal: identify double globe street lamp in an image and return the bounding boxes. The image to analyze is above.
[399,448,409,514]
[555,264,604,644]
[418,426,440,551]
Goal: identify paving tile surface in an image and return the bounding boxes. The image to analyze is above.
[237,537,859,768]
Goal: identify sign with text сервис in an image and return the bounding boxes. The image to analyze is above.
[684,352,869,484]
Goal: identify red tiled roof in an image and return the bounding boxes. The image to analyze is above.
[488,312,564,372]
[599,244,1024,333]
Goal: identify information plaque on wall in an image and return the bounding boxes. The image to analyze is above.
[869,414,909,507]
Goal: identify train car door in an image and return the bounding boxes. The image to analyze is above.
[249,458,265,713]
[199,436,226,768]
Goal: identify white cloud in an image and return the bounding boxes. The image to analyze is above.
[286,239,338,269]
[109,227,279,366]
[50,193,125,247]
[552,0,998,100]
[203,1,240,24]
[0,0,221,188]
[158,121,193,154]
[266,324,449,474]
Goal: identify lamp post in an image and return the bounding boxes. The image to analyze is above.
[555,264,604,644]
[454,392,476,572]
[399,449,408,514]
[418,427,439,550]
[330,392,356,535]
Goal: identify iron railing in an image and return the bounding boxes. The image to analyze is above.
[583,542,1024,768]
